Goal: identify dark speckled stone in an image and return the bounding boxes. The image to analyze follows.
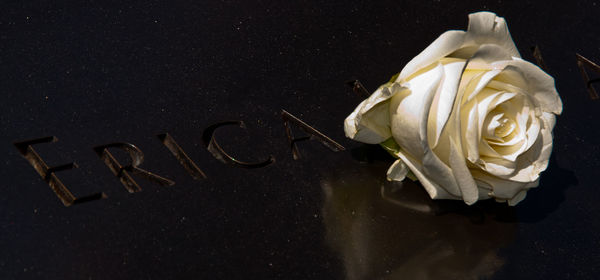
[1,1,599,279]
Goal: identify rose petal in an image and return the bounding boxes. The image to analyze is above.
[471,169,539,201]
[486,79,526,95]
[428,58,467,148]
[386,159,409,181]
[487,98,528,161]
[432,78,483,204]
[507,113,555,182]
[483,112,505,140]
[462,69,503,103]
[479,156,517,176]
[465,12,520,59]
[466,44,515,70]
[508,190,528,206]
[398,30,467,82]
[344,83,405,144]
[391,63,445,157]
[461,89,518,163]
[392,62,463,197]
[398,12,520,82]
[395,150,458,200]
[524,109,541,151]
[450,139,480,204]
[462,96,481,163]
[490,60,563,114]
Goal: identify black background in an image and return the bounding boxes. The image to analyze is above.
[2,0,600,279]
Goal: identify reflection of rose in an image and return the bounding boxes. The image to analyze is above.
[320,159,516,280]
[344,12,562,205]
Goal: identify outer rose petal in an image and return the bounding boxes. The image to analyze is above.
[497,61,563,115]
[386,159,409,181]
[391,61,475,200]
[344,83,405,144]
[428,58,467,148]
[395,149,456,199]
[391,63,445,158]
[398,12,520,82]
[472,168,539,204]
[465,44,515,71]
[464,12,520,59]
[398,30,467,82]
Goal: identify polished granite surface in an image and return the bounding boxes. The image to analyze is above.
[2,1,600,279]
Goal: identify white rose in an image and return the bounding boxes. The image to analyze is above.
[344,11,562,206]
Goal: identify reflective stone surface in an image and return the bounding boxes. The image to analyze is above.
[321,154,517,280]
[1,1,599,279]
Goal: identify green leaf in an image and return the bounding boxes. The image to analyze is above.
[388,72,401,83]
[406,170,418,181]
[380,137,418,182]
[375,73,401,92]
[380,137,401,158]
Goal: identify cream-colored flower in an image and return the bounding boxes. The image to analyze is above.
[344,12,562,206]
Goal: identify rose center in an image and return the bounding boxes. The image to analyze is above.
[494,117,515,138]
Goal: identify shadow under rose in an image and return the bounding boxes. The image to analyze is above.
[511,155,578,223]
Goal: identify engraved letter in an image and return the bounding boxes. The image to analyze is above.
[576,53,600,100]
[345,80,371,98]
[530,45,549,72]
[281,109,345,160]
[14,136,106,207]
[202,121,275,168]
[157,133,207,180]
[94,142,174,193]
